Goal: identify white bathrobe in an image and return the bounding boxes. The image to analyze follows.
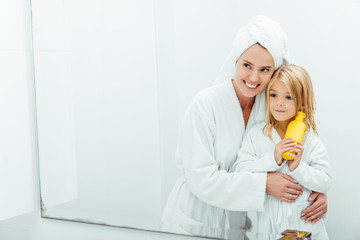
[233,123,332,239]
[161,80,268,239]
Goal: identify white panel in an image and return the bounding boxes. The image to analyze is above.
[154,0,180,209]
[0,50,37,220]
[35,51,78,208]
[0,0,37,221]
[0,0,31,50]
[0,211,204,240]
[32,0,163,231]
[172,0,241,119]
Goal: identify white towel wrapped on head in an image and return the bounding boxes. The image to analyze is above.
[215,15,290,84]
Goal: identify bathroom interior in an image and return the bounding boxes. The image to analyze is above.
[1,0,359,239]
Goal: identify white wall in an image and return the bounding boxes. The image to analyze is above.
[171,1,360,239]
[1,0,360,239]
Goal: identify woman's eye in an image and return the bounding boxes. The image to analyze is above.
[261,68,269,72]
[286,96,293,100]
[244,63,250,68]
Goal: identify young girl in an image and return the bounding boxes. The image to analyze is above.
[233,64,332,239]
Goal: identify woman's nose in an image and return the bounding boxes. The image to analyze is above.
[249,70,259,82]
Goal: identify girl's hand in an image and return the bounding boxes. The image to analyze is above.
[286,141,304,171]
[274,138,296,165]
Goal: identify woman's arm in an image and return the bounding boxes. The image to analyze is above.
[266,172,304,203]
[301,192,328,223]
[178,107,267,212]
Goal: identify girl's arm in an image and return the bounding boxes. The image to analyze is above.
[233,127,304,202]
[232,127,281,173]
[288,136,332,193]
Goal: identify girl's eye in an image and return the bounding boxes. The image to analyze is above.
[286,95,293,100]
[270,93,276,98]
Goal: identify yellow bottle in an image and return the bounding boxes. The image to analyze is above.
[282,111,306,160]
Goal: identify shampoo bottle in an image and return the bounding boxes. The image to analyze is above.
[282,111,306,160]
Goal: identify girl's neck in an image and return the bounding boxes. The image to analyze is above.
[275,120,292,139]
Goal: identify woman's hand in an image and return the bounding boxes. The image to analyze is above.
[301,192,328,223]
[274,138,296,165]
[266,172,304,202]
[287,141,304,171]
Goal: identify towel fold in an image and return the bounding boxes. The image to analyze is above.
[215,15,290,84]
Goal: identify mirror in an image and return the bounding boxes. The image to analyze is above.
[32,0,360,239]
[33,0,169,230]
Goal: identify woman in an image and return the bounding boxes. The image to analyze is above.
[161,16,327,239]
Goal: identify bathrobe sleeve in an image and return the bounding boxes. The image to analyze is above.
[232,126,281,173]
[288,136,332,193]
[177,107,267,212]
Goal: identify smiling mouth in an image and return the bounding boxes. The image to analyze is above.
[243,80,260,89]
[275,110,285,112]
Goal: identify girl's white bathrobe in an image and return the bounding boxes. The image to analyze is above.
[161,80,268,239]
[233,123,332,239]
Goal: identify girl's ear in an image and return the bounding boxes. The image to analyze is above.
[299,100,305,111]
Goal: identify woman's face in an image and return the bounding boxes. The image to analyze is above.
[234,44,275,98]
[268,78,296,122]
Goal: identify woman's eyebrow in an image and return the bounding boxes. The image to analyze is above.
[243,59,272,69]
[243,59,254,66]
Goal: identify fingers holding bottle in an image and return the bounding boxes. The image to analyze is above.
[274,137,296,165]
[287,141,304,171]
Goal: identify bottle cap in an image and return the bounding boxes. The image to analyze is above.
[295,111,306,121]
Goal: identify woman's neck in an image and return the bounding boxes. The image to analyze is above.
[232,80,255,110]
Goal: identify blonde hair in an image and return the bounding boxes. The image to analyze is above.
[263,64,318,140]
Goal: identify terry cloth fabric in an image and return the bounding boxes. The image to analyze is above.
[215,15,290,85]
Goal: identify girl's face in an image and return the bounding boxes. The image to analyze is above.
[234,44,275,98]
[269,79,296,122]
